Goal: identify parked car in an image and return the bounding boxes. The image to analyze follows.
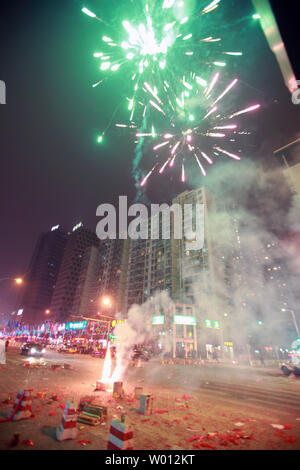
[76,345,93,354]
[91,348,106,358]
[91,347,116,358]
[281,363,300,377]
[21,342,46,357]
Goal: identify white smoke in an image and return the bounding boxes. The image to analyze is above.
[112,291,174,381]
[188,156,300,351]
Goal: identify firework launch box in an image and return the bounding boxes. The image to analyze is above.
[134,387,143,400]
[77,396,96,413]
[139,393,153,416]
[56,401,78,441]
[113,381,123,398]
[12,389,33,421]
[107,419,134,450]
[77,402,107,426]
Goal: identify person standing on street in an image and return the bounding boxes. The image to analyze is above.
[0,338,6,364]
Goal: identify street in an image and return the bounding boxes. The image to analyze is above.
[0,347,300,450]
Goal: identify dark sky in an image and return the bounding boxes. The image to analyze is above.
[0,0,299,316]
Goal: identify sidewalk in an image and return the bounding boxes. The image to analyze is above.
[150,357,283,374]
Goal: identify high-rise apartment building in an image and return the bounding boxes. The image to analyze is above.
[72,245,102,318]
[124,187,227,354]
[94,239,130,317]
[19,226,67,324]
[50,223,99,322]
[125,215,172,312]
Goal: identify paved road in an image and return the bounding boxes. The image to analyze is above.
[0,348,300,450]
[12,347,300,412]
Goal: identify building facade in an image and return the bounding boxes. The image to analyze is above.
[50,224,99,322]
[19,226,67,324]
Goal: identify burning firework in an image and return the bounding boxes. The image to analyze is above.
[96,342,118,391]
[82,0,243,127]
[135,71,261,185]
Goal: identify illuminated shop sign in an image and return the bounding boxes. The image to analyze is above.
[204,319,221,329]
[173,315,197,325]
[66,321,87,330]
[152,315,165,325]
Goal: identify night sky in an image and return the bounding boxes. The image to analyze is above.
[0,0,299,316]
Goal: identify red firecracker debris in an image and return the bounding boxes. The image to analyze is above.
[77,440,91,446]
[181,395,192,400]
[49,410,56,416]
[193,442,217,450]
[1,398,13,404]
[186,435,202,443]
[173,419,181,424]
[154,410,168,414]
[219,440,229,446]
[285,435,296,443]
[141,419,150,423]
[283,424,292,430]
[21,440,34,446]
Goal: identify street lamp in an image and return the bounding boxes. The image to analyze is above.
[102,297,111,307]
[45,309,50,315]
[281,308,300,337]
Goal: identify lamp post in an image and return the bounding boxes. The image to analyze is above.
[281,308,300,338]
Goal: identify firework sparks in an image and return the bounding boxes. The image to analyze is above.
[82,0,243,126]
[138,71,260,185]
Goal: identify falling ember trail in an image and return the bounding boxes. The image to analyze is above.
[181,164,185,182]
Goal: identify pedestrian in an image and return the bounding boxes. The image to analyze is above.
[5,338,9,352]
[212,350,219,363]
[260,352,265,367]
[0,338,6,364]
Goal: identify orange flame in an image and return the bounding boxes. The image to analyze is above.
[101,342,112,383]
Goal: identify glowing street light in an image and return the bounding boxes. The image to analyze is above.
[14,278,23,285]
[45,309,50,315]
[102,297,111,307]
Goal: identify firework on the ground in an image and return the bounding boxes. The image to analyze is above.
[135,71,261,185]
[82,0,243,131]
